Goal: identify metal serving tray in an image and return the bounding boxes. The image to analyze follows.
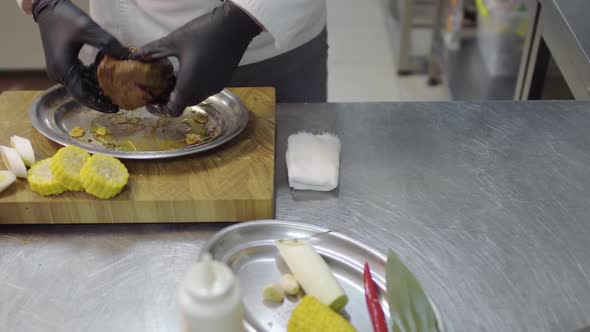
[202,220,443,332]
[29,85,249,159]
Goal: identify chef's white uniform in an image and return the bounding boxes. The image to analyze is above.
[17,0,327,66]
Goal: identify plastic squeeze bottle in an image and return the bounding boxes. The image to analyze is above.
[177,254,244,332]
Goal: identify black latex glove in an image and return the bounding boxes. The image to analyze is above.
[34,0,129,113]
[131,1,262,117]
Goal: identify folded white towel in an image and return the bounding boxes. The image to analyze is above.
[286,132,341,191]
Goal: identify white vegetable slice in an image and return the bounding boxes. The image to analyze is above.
[0,145,27,178]
[276,239,349,311]
[10,135,35,167]
[0,170,17,193]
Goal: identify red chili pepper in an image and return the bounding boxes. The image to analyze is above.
[364,262,388,332]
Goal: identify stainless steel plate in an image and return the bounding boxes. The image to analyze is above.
[29,85,249,159]
[202,220,443,332]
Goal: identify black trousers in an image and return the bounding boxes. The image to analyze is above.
[228,28,328,103]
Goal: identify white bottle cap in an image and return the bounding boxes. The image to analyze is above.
[184,254,235,300]
[178,254,244,332]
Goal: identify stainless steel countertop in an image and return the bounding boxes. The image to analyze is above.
[3,101,590,332]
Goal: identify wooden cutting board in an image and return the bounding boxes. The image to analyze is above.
[0,87,275,224]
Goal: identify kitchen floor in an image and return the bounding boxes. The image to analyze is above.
[326,0,450,102]
[0,0,451,102]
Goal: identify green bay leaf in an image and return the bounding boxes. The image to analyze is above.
[386,249,439,332]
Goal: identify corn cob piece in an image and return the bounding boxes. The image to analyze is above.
[80,154,128,199]
[288,296,357,332]
[50,146,90,191]
[28,158,66,196]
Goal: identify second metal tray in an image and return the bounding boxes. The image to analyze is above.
[201,220,394,331]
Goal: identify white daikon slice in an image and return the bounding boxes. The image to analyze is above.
[10,135,35,167]
[0,170,17,193]
[0,145,27,178]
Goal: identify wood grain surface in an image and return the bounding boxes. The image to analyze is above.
[0,87,275,224]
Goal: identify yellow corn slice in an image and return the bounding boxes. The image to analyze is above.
[28,158,67,196]
[80,154,128,199]
[288,296,357,332]
[50,146,90,191]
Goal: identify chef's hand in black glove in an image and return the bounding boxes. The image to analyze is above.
[34,0,129,113]
[131,1,262,117]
